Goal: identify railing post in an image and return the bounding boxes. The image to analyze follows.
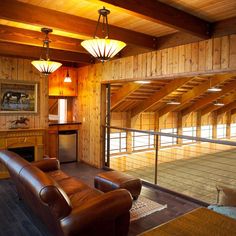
[154,134,159,184]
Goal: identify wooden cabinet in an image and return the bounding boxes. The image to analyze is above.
[48,67,78,97]
[47,123,80,159]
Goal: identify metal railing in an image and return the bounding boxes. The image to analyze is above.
[105,125,236,204]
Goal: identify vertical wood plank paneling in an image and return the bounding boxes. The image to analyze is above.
[213,37,221,70]
[172,46,179,74]
[178,45,185,73]
[229,35,236,68]
[198,41,206,71]
[151,51,157,77]
[161,49,168,75]
[221,36,230,69]
[191,42,199,72]
[141,53,147,78]
[205,39,213,71]
[146,52,152,77]
[184,44,192,72]
[156,50,162,76]
[167,47,173,75]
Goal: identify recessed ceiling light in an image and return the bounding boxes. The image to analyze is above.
[167,101,181,105]
[214,102,224,106]
[207,87,222,92]
[134,81,151,84]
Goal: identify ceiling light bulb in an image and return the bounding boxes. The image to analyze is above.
[134,81,151,84]
[214,102,224,106]
[207,87,222,92]
[167,101,181,105]
[64,69,72,83]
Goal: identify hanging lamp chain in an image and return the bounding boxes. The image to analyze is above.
[94,7,110,39]
[40,28,52,61]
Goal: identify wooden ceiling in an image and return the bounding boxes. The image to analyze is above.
[0,0,235,65]
[110,74,236,117]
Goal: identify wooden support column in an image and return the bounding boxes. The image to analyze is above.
[196,111,202,142]
[126,112,133,154]
[177,112,183,145]
[226,111,231,139]
[212,111,217,139]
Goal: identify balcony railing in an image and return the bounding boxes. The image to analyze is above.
[104,125,236,204]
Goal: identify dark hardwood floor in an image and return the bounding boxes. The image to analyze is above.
[61,162,202,236]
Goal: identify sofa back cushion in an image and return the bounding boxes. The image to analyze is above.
[19,164,72,219]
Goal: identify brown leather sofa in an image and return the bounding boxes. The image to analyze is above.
[0,150,132,236]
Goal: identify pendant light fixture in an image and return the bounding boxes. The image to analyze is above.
[207,78,222,92]
[81,7,126,62]
[64,69,72,83]
[31,28,62,75]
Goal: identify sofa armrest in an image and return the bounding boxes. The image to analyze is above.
[216,185,236,206]
[60,189,132,235]
[32,158,60,172]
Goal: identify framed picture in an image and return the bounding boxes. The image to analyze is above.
[0,80,38,114]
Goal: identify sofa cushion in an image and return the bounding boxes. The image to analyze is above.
[70,188,102,207]
[48,170,70,182]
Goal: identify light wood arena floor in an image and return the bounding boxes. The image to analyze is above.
[110,141,236,203]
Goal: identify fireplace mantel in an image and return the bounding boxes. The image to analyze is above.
[0,128,45,178]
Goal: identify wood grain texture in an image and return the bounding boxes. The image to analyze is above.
[75,34,236,166]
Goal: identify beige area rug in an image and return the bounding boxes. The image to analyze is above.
[130,196,167,221]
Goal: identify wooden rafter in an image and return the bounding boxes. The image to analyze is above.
[0,0,157,49]
[131,77,193,117]
[0,41,92,64]
[99,0,210,38]
[158,75,232,117]
[111,82,142,110]
[182,79,236,116]
[217,101,236,116]
[0,25,85,53]
[201,92,236,115]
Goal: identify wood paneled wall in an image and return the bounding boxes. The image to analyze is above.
[102,35,236,82]
[73,65,103,167]
[75,34,236,167]
[0,56,48,129]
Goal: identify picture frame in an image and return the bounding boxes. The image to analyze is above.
[0,80,38,114]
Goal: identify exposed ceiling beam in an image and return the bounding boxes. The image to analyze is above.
[111,82,142,110]
[201,92,236,115]
[0,25,86,53]
[157,16,236,50]
[0,0,157,49]
[131,77,193,118]
[0,41,92,64]
[182,79,236,116]
[158,75,232,117]
[99,0,210,38]
[217,101,236,116]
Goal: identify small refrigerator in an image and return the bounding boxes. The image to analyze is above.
[58,130,78,163]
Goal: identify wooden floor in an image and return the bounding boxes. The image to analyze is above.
[61,162,201,236]
[110,141,236,204]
